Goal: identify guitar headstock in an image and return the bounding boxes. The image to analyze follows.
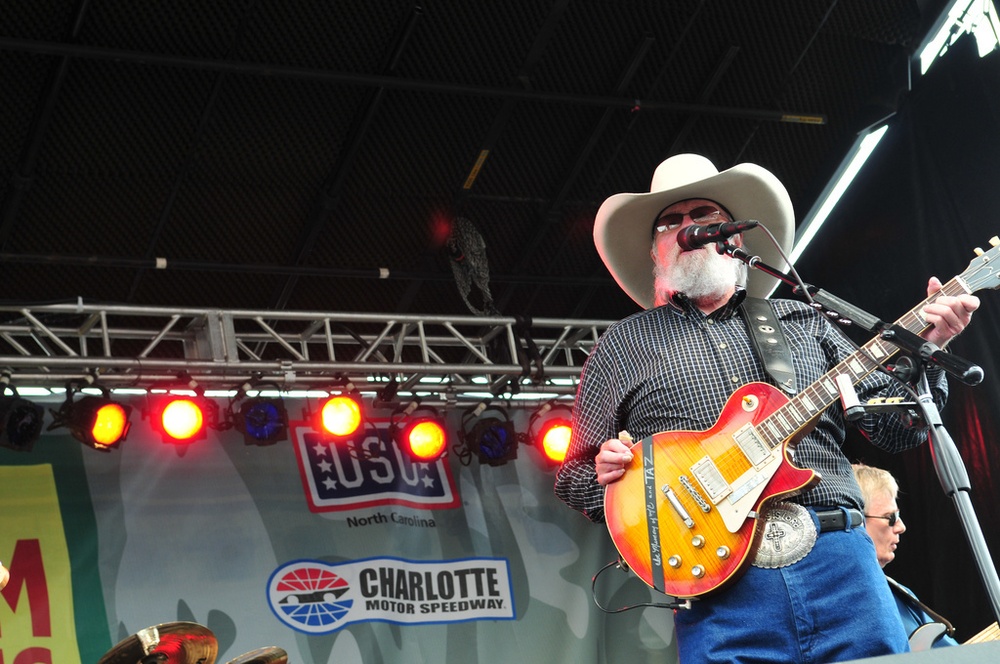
[962,236,1000,292]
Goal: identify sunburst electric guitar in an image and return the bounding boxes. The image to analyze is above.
[604,238,1000,599]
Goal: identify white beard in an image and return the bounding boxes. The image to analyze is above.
[653,248,746,306]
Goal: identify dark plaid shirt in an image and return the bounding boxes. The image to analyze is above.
[554,290,946,523]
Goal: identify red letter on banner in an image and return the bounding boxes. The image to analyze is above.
[0,539,51,637]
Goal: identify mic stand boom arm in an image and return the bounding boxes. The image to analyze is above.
[719,244,883,331]
[719,243,983,384]
[720,241,1000,625]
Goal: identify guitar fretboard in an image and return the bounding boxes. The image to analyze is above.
[754,278,971,450]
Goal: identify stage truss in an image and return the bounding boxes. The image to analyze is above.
[0,301,615,407]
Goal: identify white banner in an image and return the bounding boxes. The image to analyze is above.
[268,557,515,634]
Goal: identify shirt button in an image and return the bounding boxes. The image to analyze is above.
[718,342,728,349]
[731,376,739,383]
[707,319,715,325]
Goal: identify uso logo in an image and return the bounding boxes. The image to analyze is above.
[268,560,354,633]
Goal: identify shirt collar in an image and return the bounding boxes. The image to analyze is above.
[669,286,747,320]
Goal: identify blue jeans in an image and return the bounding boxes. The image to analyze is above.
[674,509,908,663]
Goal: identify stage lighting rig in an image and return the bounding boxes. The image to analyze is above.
[318,391,364,439]
[528,401,573,467]
[391,399,448,462]
[0,383,44,453]
[147,376,219,446]
[48,383,132,452]
[230,381,288,446]
[459,402,518,467]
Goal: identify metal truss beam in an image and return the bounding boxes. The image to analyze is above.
[0,302,614,401]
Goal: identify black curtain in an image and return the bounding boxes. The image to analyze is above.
[781,34,1000,641]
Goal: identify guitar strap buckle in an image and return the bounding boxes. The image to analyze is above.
[752,502,816,569]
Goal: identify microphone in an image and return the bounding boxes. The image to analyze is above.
[677,220,759,251]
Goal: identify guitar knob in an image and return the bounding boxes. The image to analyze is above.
[691,535,705,548]
[691,565,705,578]
[668,555,682,569]
[716,546,731,559]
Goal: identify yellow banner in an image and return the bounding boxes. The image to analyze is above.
[0,464,81,664]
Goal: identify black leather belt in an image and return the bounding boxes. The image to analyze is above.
[814,508,864,532]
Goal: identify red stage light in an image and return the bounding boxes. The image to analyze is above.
[159,398,206,443]
[538,418,571,464]
[400,417,447,462]
[320,395,363,437]
[528,402,574,467]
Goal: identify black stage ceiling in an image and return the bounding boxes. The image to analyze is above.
[0,0,950,321]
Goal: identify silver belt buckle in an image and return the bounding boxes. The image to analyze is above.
[752,502,817,569]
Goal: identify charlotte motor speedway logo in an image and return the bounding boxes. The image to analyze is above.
[268,557,515,634]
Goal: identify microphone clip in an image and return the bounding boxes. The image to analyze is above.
[835,373,924,428]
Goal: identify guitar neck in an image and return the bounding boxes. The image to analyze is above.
[754,277,971,450]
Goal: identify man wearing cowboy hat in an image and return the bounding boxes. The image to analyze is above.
[554,154,979,662]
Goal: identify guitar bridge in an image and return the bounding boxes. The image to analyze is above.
[679,474,711,513]
[661,484,695,528]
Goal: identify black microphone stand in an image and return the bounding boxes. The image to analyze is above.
[720,241,1000,626]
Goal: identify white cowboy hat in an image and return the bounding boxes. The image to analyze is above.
[594,153,794,308]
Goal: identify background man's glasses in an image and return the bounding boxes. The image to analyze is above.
[865,511,901,527]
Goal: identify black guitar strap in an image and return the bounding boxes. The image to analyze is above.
[741,296,797,395]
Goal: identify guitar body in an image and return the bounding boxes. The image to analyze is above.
[908,623,948,651]
[604,382,820,598]
[910,620,1000,650]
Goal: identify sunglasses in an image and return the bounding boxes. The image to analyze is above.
[864,510,901,527]
[653,205,729,236]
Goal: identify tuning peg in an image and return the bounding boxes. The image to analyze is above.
[975,247,984,256]
[991,236,999,246]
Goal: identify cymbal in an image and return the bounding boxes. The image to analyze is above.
[98,621,218,664]
[225,647,288,664]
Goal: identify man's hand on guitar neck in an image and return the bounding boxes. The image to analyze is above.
[921,276,980,348]
[596,435,635,486]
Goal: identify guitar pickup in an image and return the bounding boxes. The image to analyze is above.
[691,456,732,504]
[733,423,773,470]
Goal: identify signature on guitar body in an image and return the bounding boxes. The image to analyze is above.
[603,237,1000,599]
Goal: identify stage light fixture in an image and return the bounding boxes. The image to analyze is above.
[236,397,288,446]
[319,393,364,438]
[151,395,213,445]
[529,402,573,466]
[0,388,44,453]
[461,404,518,466]
[50,389,132,451]
[392,402,447,462]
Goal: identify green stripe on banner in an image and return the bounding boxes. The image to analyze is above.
[0,435,113,662]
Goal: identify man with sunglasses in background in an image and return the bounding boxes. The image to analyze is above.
[554,153,979,662]
[853,463,960,649]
